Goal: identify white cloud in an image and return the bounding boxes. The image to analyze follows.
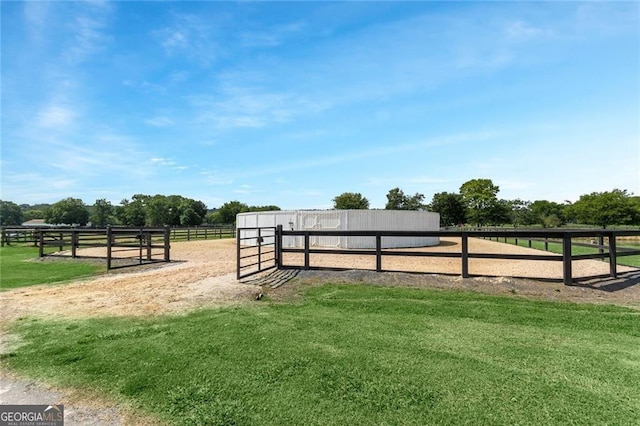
[504,20,546,40]
[155,13,218,66]
[37,104,75,129]
[64,2,113,64]
[239,20,306,48]
[190,84,328,130]
[145,116,175,127]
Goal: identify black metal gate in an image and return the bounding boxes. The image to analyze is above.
[236,227,278,280]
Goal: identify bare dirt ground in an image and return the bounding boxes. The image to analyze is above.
[1,237,638,323]
[1,237,639,425]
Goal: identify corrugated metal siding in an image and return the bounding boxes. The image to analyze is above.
[237,210,440,248]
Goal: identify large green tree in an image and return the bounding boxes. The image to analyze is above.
[566,189,639,228]
[215,201,250,224]
[459,179,500,226]
[45,198,90,225]
[530,200,565,228]
[332,192,369,209]
[91,199,114,227]
[117,195,148,226]
[429,192,466,227]
[0,200,24,226]
[385,188,425,210]
[507,199,534,227]
[116,194,208,226]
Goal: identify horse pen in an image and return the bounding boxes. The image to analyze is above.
[33,227,171,270]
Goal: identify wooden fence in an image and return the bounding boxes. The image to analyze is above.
[169,226,235,241]
[35,227,170,270]
[236,226,640,285]
[1,225,235,246]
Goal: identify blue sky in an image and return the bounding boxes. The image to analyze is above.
[2,1,638,210]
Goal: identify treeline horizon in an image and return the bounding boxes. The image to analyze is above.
[1,178,639,229]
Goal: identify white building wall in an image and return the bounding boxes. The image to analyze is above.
[237,210,440,248]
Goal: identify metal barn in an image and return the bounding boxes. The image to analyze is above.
[236,210,440,248]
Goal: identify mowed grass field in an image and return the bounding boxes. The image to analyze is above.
[0,245,105,290]
[501,237,640,268]
[3,284,639,425]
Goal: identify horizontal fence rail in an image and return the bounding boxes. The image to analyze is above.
[252,226,640,285]
[33,227,171,270]
[2,225,235,246]
[169,225,235,241]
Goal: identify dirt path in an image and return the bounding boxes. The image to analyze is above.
[2,238,637,322]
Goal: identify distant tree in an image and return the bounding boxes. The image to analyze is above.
[180,207,201,226]
[566,189,639,228]
[459,178,500,226]
[22,209,45,221]
[332,192,369,209]
[0,200,24,226]
[385,187,425,210]
[487,199,512,226]
[216,201,249,224]
[117,195,147,226]
[507,199,534,227]
[530,200,565,228]
[146,195,174,226]
[91,199,113,227]
[429,192,466,227]
[249,205,281,212]
[178,198,207,226]
[45,198,90,225]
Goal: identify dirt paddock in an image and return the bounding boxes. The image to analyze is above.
[1,238,639,324]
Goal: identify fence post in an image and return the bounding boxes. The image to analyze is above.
[562,233,572,285]
[304,232,310,270]
[376,234,382,272]
[257,228,262,273]
[1,228,6,247]
[608,231,617,278]
[38,229,44,257]
[164,226,171,262]
[146,231,152,261]
[461,233,469,278]
[71,230,78,258]
[599,234,605,261]
[106,226,112,270]
[236,227,241,280]
[138,228,143,265]
[276,225,283,269]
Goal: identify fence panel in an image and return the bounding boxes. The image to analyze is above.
[237,227,277,280]
[262,228,640,285]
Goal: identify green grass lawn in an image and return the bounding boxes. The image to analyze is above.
[3,284,639,425]
[502,238,640,268]
[0,246,105,290]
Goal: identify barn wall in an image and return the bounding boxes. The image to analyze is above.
[237,210,440,248]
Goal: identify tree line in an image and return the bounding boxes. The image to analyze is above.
[2,179,639,228]
[332,179,640,229]
[0,195,280,228]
